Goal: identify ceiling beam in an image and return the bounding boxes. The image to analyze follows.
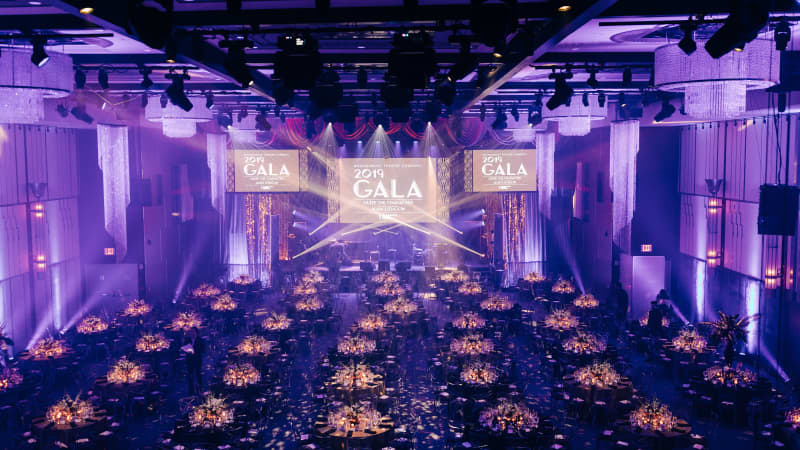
[171,3,556,27]
[600,0,798,17]
[454,0,621,115]
[0,13,98,30]
[44,0,277,103]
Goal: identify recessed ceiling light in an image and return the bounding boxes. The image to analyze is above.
[357,45,366,49]
[79,6,94,14]
[28,1,42,5]
[557,5,571,12]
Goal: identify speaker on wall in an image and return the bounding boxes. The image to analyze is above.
[758,184,799,236]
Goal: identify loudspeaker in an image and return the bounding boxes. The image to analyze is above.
[758,184,799,236]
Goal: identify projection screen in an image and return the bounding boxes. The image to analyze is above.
[471,149,537,192]
[338,158,437,223]
[233,149,300,192]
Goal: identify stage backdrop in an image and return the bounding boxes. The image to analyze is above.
[338,158,438,223]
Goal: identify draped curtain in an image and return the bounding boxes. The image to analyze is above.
[97,124,130,261]
[610,120,640,254]
[536,132,555,219]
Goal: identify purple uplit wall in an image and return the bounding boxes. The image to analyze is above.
[0,125,84,350]
[675,115,800,379]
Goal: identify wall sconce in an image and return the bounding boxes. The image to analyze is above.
[640,244,653,253]
[31,202,44,219]
[103,247,115,256]
[706,249,722,268]
[34,254,46,271]
[765,267,780,290]
[707,198,722,214]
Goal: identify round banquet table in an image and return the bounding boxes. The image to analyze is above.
[94,372,156,400]
[313,416,394,449]
[329,374,385,403]
[615,417,691,450]
[31,410,108,446]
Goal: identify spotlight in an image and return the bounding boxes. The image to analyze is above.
[434,78,456,106]
[310,68,343,112]
[775,20,791,51]
[139,67,153,89]
[217,111,233,128]
[510,104,519,121]
[705,0,768,59]
[274,33,321,90]
[237,106,248,122]
[78,0,93,14]
[70,105,93,124]
[598,91,606,107]
[220,38,254,88]
[165,36,177,64]
[357,67,368,89]
[30,36,49,67]
[205,92,214,109]
[255,110,271,131]
[388,31,436,89]
[491,108,507,130]
[447,40,479,82]
[586,68,599,89]
[98,68,109,90]
[469,0,517,54]
[380,77,414,109]
[546,71,573,110]
[165,70,193,112]
[678,20,697,55]
[160,92,168,108]
[653,97,676,122]
[527,105,542,126]
[74,68,86,89]
[56,104,69,118]
[582,92,589,107]
[141,94,148,108]
[422,99,442,123]
[618,92,626,108]
[373,112,389,129]
[621,66,632,87]
[479,103,486,122]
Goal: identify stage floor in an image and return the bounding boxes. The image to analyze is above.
[308,262,489,273]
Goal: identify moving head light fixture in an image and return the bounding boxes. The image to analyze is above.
[165,69,193,112]
[388,31,436,89]
[220,38,254,88]
[546,70,574,110]
[705,0,768,58]
[274,33,322,91]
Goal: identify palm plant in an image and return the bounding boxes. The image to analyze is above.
[703,311,758,365]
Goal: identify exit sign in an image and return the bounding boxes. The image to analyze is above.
[640,244,653,253]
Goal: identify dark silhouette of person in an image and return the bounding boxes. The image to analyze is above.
[184,327,206,395]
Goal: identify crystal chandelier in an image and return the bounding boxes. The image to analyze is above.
[654,39,779,120]
[542,94,607,136]
[0,48,72,124]
[144,96,212,138]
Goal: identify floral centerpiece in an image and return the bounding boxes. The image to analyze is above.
[46,394,93,426]
[236,335,272,356]
[170,312,202,331]
[703,365,756,388]
[211,294,238,312]
[375,283,406,297]
[223,362,261,387]
[107,357,145,384]
[574,361,621,388]
[629,399,678,432]
[123,299,152,317]
[337,336,377,356]
[460,361,499,385]
[524,272,546,283]
[357,314,387,332]
[372,271,399,285]
[0,367,22,391]
[231,274,255,285]
[457,281,482,295]
[192,283,221,298]
[77,315,109,335]
[136,333,169,353]
[302,271,325,284]
[383,297,418,316]
[573,293,599,309]
[31,338,67,359]
[563,332,606,355]
[333,363,379,389]
[189,395,234,429]
[479,400,539,434]
[293,283,318,296]
[543,308,580,331]
[453,312,487,330]
[262,313,292,331]
[671,328,707,353]
[327,402,383,433]
[450,333,494,357]
[639,315,670,328]
[786,407,800,426]
[480,296,513,311]
[552,280,576,295]
[441,270,469,283]
[295,296,324,312]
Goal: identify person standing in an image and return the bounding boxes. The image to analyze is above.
[183,327,206,395]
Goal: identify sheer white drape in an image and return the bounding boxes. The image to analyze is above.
[97,124,130,261]
[610,120,640,253]
[206,133,227,215]
[536,132,555,219]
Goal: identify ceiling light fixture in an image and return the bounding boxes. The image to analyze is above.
[586,68,599,89]
[448,40,479,82]
[678,20,698,55]
[159,92,168,108]
[98,68,109,89]
[705,0,768,59]
[140,67,153,89]
[654,96,676,122]
[510,103,519,121]
[165,69,192,112]
[74,67,86,89]
[205,92,214,109]
[220,38,254,88]
[356,67,368,89]
[546,70,574,110]
[621,66,632,87]
[597,91,606,107]
[30,36,49,67]
[582,92,589,107]
[775,20,791,51]
[491,107,507,130]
